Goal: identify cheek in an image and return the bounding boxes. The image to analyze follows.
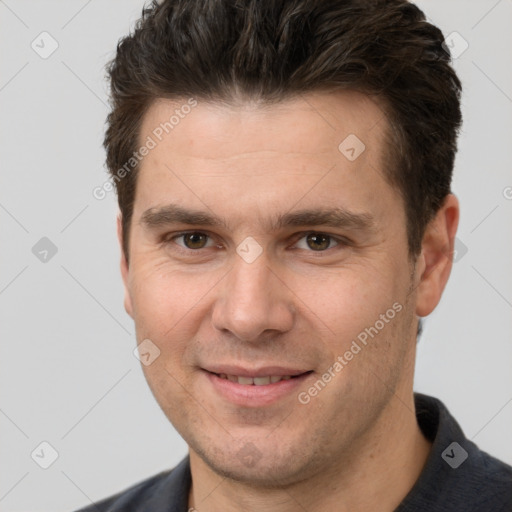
[128,262,219,354]
[129,265,211,420]
[291,262,401,334]
[296,264,409,386]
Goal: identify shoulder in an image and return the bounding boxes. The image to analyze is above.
[466,447,512,511]
[73,456,191,512]
[400,394,512,511]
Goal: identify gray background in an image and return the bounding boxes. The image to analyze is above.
[1,1,511,510]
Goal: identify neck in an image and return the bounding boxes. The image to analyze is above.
[188,390,431,512]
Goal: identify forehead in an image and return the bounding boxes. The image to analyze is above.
[140,90,389,160]
[133,90,400,230]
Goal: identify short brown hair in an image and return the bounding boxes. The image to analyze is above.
[104,0,462,262]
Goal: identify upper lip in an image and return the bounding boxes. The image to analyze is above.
[203,365,311,378]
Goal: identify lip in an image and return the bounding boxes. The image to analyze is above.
[202,368,314,407]
[203,365,310,378]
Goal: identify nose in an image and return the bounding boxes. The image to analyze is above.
[211,254,295,343]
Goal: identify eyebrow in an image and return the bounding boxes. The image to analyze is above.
[140,203,376,233]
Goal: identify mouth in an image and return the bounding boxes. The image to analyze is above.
[209,372,312,386]
[201,367,315,407]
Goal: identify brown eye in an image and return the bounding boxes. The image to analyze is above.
[306,233,333,251]
[182,232,209,249]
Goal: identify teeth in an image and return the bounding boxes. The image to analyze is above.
[253,376,270,386]
[217,374,295,385]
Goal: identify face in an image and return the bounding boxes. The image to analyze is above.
[120,91,429,486]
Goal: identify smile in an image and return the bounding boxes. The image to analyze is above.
[203,369,315,407]
[213,373,303,385]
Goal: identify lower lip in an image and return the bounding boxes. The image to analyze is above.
[203,370,313,407]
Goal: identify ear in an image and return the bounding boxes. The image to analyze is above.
[414,194,459,317]
[117,214,134,318]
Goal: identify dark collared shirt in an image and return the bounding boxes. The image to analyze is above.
[74,393,512,511]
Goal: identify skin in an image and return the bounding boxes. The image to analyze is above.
[118,90,459,511]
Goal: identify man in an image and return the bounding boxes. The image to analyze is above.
[77,0,512,510]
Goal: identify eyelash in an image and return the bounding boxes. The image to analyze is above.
[161,231,350,256]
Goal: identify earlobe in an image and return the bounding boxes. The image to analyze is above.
[415,194,459,317]
[117,214,134,319]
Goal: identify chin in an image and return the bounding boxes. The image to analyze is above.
[192,437,320,488]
